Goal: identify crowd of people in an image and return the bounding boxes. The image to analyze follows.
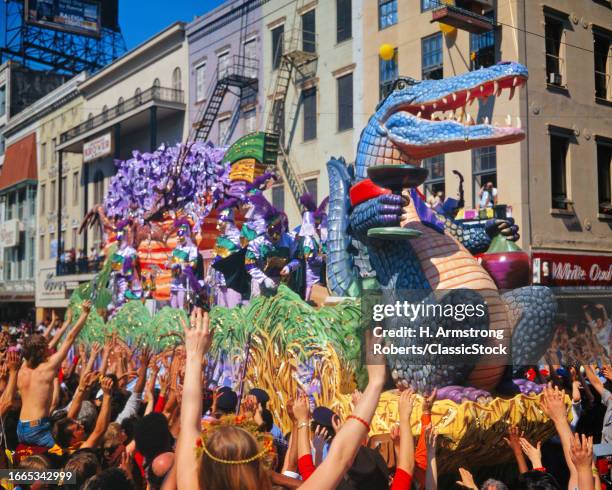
[0,304,611,489]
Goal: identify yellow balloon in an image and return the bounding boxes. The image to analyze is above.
[379,43,395,61]
[439,23,456,34]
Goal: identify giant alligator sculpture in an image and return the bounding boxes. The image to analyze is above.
[326,62,557,393]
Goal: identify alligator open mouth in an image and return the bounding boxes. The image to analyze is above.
[383,72,528,160]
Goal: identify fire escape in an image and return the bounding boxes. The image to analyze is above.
[265,21,317,211]
[192,55,259,142]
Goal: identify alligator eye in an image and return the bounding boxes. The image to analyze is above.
[395,80,407,90]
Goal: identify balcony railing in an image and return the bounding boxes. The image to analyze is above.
[60,86,184,144]
[217,55,259,83]
[56,257,103,276]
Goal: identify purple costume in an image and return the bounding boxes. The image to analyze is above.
[168,219,202,309]
[209,208,243,308]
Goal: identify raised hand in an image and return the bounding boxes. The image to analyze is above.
[540,383,567,423]
[504,426,523,455]
[398,389,416,424]
[423,387,438,413]
[312,426,330,465]
[6,351,21,373]
[181,309,213,358]
[101,376,114,396]
[390,423,401,452]
[293,393,310,423]
[81,300,92,316]
[519,438,543,469]
[350,389,363,409]
[456,467,478,489]
[570,433,593,470]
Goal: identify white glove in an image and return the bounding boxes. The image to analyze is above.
[280,266,290,276]
[263,277,277,289]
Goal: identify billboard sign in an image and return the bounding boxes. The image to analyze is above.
[532,252,612,287]
[83,132,112,162]
[25,0,102,38]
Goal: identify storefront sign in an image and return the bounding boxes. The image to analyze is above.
[532,252,612,287]
[0,219,20,248]
[36,261,67,303]
[83,132,112,162]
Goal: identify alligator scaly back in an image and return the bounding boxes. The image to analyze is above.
[326,158,359,297]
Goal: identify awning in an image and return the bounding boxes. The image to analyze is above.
[0,133,37,192]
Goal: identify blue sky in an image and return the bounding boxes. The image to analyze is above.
[119,0,225,49]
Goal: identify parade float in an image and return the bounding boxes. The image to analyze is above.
[69,62,565,473]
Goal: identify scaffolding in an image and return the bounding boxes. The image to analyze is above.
[0,0,126,75]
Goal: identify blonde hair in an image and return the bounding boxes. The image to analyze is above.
[198,425,272,490]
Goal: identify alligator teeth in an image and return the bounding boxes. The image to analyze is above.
[480,85,485,93]
[432,103,437,110]
[509,86,516,100]
[513,76,519,87]
[516,116,522,129]
[466,113,472,124]
[421,105,426,111]
[484,116,489,125]
[452,93,457,102]
[416,111,422,118]
[494,81,501,97]
[505,114,512,126]
[442,97,448,104]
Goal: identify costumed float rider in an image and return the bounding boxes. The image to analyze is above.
[209,207,243,308]
[109,218,141,314]
[237,173,278,248]
[286,194,329,301]
[245,196,296,298]
[167,218,202,310]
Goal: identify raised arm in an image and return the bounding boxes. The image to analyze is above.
[49,301,92,369]
[397,389,416,476]
[0,351,21,418]
[570,433,595,490]
[425,425,438,490]
[48,309,73,351]
[300,351,386,490]
[584,365,605,396]
[81,376,114,449]
[504,426,529,474]
[540,384,577,489]
[177,309,213,490]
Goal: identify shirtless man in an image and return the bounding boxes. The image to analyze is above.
[17,301,92,447]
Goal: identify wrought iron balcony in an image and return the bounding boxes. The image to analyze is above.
[60,86,184,144]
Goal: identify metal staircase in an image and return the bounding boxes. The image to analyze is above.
[264,21,317,210]
[192,55,258,142]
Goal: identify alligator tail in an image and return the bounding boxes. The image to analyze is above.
[326,158,359,297]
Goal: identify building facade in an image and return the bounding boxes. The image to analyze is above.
[187,0,264,148]
[0,62,69,321]
[57,21,189,268]
[361,0,612,290]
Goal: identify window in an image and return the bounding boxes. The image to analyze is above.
[172,67,182,90]
[378,0,397,29]
[423,155,445,201]
[422,33,443,80]
[218,52,230,80]
[272,25,284,70]
[421,0,437,11]
[470,11,496,69]
[93,170,104,205]
[597,139,612,214]
[244,39,258,78]
[337,73,353,131]
[336,0,352,43]
[545,15,565,86]
[272,185,285,211]
[17,189,25,220]
[303,87,317,141]
[218,117,231,145]
[302,9,316,54]
[305,178,318,203]
[28,236,34,278]
[40,183,46,214]
[472,147,497,207]
[594,31,611,101]
[244,109,257,133]
[550,132,570,209]
[52,138,57,163]
[72,171,79,206]
[41,142,47,167]
[379,48,398,99]
[61,176,67,208]
[50,180,56,212]
[195,63,206,102]
[0,85,5,116]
